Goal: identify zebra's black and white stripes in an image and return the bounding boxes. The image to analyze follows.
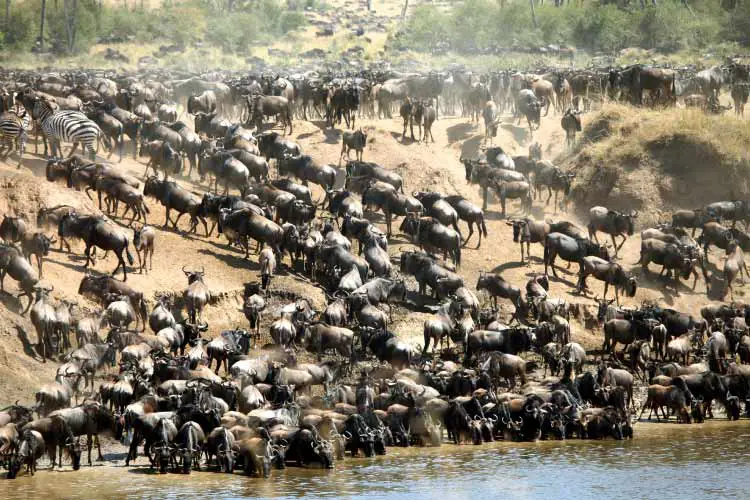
[32,96,103,159]
[0,105,30,167]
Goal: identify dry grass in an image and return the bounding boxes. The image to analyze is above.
[565,104,750,225]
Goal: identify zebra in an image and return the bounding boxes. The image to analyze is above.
[0,105,30,167]
[23,93,104,160]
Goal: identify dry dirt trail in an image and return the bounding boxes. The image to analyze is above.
[0,106,729,405]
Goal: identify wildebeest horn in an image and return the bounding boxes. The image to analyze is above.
[182,265,191,275]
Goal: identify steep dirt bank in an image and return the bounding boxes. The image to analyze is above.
[564,104,750,226]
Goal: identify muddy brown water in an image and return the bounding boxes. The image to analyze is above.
[1,421,749,499]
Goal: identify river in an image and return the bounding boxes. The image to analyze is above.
[1,421,749,499]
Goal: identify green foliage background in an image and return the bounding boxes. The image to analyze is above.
[0,0,307,54]
[397,0,736,55]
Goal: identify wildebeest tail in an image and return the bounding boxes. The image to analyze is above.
[480,215,488,237]
[543,239,550,266]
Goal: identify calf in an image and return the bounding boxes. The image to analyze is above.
[638,383,692,423]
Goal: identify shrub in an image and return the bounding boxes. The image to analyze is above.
[400,2,742,55]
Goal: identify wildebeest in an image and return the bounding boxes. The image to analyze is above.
[133,225,155,274]
[144,177,208,235]
[480,352,527,388]
[30,286,58,360]
[346,160,405,193]
[482,99,499,145]
[140,139,183,181]
[400,214,461,267]
[248,95,293,135]
[638,238,701,291]
[475,272,525,317]
[464,328,534,365]
[183,266,210,324]
[610,65,676,106]
[516,89,542,132]
[58,213,135,280]
[638,383,692,423]
[587,206,637,255]
[544,232,609,277]
[340,129,367,162]
[188,90,218,115]
[443,195,487,248]
[507,218,548,264]
[578,257,637,305]
[731,83,750,116]
[561,109,581,149]
[723,239,749,300]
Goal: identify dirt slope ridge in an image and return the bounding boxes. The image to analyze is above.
[564,104,750,226]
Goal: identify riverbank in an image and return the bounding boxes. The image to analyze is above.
[1,420,748,499]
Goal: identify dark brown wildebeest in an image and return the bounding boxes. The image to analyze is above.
[340,129,367,162]
[610,65,676,106]
[248,95,292,135]
[578,256,637,305]
[731,83,750,116]
[422,101,436,143]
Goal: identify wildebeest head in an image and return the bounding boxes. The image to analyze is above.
[725,392,741,420]
[596,297,616,322]
[507,219,527,242]
[399,212,422,238]
[66,435,82,471]
[32,284,53,302]
[133,225,147,249]
[217,442,236,473]
[624,276,638,298]
[182,266,206,285]
[143,176,166,199]
[608,68,622,89]
[460,157,477,183]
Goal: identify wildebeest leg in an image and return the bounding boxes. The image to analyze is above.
[173,213,185,231]
[164,208,173,228]
[616,234,626,251]
[95,435,104,461]
[111,251,125,280]
[463,222,474,247]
